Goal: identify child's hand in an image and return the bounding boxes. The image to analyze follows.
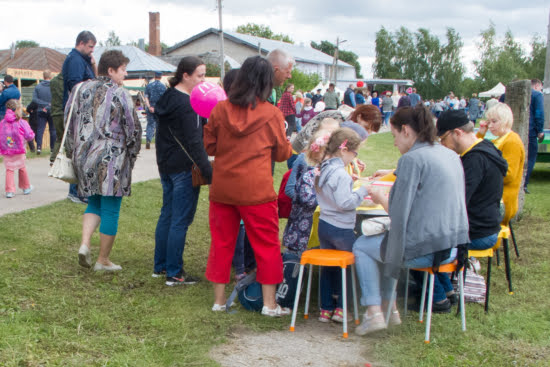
[356,158,366,172]
[351,173,360,181]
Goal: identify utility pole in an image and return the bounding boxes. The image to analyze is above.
[217,0,225,80]
[332,37,347,86]
[543,8,550,129]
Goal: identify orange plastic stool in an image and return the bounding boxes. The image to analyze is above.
[410,261,466,343]
[468,224,513,313]
[289,249,359,338]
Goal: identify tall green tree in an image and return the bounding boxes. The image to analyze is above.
[235,23,294,44]
[15,40,39,49]
[310,40,363,78]
[473,23,528,91]
[373,26,464,99]
[101,31,121,47]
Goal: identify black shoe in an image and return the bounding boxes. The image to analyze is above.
[152,270,166,278]
[524,187,530,194]
[36,149,41,155]
[447,292,458,306]
[165,272,200,286]
[146,142,151,149]
[432,298,452,313]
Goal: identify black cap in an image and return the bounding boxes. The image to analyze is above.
[436,110,470,136]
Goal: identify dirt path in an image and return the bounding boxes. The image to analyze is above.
[210,320,381,367]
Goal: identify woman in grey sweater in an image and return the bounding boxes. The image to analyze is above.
[353,105,469,335]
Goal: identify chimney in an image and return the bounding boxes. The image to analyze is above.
[149,12,161,56]
[138,38,145,51]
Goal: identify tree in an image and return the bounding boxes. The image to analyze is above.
[473,24,528,91]
[525,35,546,81]
[373,26,465,99]
[15,40,39,49]
[310,40,363,78]
[101,31,121,47]
[236,23,294,44]
[205,62,231,77]
[127,40,170,52]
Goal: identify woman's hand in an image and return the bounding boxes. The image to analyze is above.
[368,186,389,212]
[370,169,393,179]
[478,120,488,135]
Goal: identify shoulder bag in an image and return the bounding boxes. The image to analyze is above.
[168,125,210,187]
[48,82,84,183]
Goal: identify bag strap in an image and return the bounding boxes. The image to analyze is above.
[168,125,198,167]
[59,82,84,155]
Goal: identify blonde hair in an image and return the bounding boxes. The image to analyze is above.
[305,130,332,165]
[304,97,312,105]
[319,117,340,131]
[486,102,513,130]
[6,99,21,119]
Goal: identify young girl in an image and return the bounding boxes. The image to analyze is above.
[0,99,35,198]
[296,98,317,127]
[283,129,332,255]
[315,127,368,322]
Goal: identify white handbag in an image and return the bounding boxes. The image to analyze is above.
[361,216,391,236]
[48,82,83,184]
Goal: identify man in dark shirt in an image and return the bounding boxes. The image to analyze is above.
[437,110,508,250]
[144,72,166,149]
[524,79,545,193]
[62,30,97,204]
[312,89,323,108]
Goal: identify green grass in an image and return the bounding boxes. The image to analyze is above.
[1,132,549,366]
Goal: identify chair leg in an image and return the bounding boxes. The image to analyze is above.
[341,267,348,338]
[419,272,428,323]
[304,264,313,319]
[458,269,466,332]
[509,222,520,258]
[404,269,409,316]
[385,278,398,328]
[318,266,321,310]
[503,238,514,295]
[485,256,492,313]
[496,248,500,267]
[290,264,306,332]
[351,264,359,325]
[424,273,435,343]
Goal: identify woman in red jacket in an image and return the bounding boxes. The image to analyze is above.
[204,56,292,316]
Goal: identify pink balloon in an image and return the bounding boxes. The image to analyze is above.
[190,82,227,118]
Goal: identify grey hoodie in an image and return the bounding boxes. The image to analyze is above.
[316,157,368,229]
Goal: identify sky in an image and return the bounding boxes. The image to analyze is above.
[1,0,548,78]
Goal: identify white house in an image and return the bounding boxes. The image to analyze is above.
[163,28,356,81]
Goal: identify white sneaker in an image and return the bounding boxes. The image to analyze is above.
[94,262,122,271]
[261,304,291,317]
[78,244,91,268]
[6,192,15,198]
[387,310,402,327]
[212,303,226,312]
[355,312,387,336]
[23,186,33,195]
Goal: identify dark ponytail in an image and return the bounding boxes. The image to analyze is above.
[390,105,436,144]
[169,56,204,88]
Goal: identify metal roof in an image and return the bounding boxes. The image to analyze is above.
[0,47,66,74]
[165,28,353,68]
[57,45,176,74]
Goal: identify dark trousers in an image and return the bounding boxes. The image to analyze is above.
[525,134,538,188]
[36,111,56,150]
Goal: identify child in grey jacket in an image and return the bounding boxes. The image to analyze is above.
[315,128,369,323]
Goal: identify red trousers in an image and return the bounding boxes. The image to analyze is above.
[205,200,283,284]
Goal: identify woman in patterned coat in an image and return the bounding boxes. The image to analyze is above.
[66,50,142,271]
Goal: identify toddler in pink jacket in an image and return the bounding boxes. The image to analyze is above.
[0,99,35,198]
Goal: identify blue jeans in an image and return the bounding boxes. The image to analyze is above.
[469,233,498,250]
[383,111,392,126]
[154,170,200,277]
[353,234,457,306]
[525,134,538,188]
[318,219,356,311]
[146,112,158,143]
[36,111,56,150]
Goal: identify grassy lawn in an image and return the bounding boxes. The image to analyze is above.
[1,132,549,366]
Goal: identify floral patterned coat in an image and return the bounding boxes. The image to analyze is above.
[65,77,141,197]
[283,165,318,255]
